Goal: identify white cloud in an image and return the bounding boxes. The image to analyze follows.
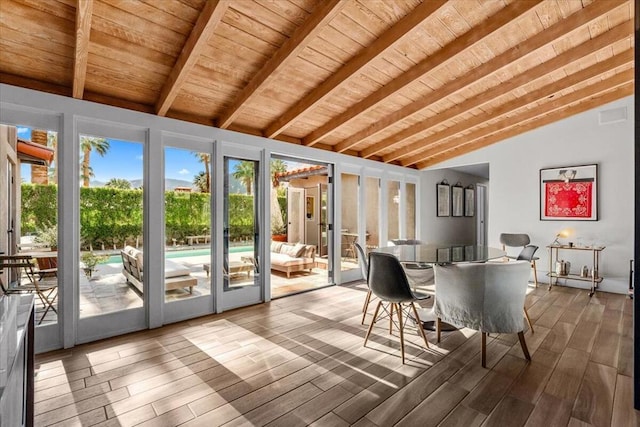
[178,168,189,175]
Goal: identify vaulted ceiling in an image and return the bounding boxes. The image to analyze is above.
[0,0,634,169]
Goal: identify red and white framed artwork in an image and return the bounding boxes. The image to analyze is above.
[540,164,598,221]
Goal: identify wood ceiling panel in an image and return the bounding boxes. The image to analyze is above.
[12,0,75,21]
[139,0,203,23]
[1,1,75,48]
[103,0,196,35]
[0,0,631,168]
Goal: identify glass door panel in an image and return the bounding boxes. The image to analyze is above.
[365,177,380,251]
[164,146,211,303]
[340,173,359,272]
[2,125,59,326]
[387,180,400,241]
[222,156,261,309]
[270,156,331,298]
[406,183,416,239]
[78,135,144,318]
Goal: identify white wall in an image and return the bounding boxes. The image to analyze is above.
[430,96,634,294]
[420,169,479,244]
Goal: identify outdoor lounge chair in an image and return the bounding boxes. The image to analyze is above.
[121,246,197,294]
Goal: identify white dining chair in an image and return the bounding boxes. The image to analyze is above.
[433,261,532,367]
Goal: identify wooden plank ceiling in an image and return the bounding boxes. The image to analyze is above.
[0,0,634,169]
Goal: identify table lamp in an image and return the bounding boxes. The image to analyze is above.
[551,229,570,245]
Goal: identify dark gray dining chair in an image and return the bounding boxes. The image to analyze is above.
[364,252,430,364]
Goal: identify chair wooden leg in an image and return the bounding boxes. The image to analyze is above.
[518,331,531,361]
[524,307,534,333]
[436,317,442,343]
[397,304,405,364]
[389,303,394,334]
[481,332,487,368]
[410,302,429,349]
[364,301,382,347]
[361,290,372,325]
[532,260,538,288]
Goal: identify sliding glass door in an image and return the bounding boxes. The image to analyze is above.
[219,150,262,310]
[163,137,214,323]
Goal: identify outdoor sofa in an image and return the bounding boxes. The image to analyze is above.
[270,242,316,278]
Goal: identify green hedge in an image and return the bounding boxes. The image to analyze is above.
[21,184,282,249]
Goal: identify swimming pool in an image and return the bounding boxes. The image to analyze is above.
[102,246,253,264]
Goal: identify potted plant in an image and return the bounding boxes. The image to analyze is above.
[271,222,287,242]
[81,252,107,278]
[34,226,58,250]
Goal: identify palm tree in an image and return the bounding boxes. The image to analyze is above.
[105,178,131,189]
[193,171,208,193]
[194,153,210,193]
[232,161,255,194]
[80,136,110,187]
[270,159,288,236]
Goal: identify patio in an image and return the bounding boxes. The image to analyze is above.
[35,247,333,324]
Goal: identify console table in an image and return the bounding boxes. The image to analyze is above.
[547,245,605,297]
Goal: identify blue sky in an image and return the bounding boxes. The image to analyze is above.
[18,126,207,184]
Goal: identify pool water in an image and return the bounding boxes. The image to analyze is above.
[101,246,253,264]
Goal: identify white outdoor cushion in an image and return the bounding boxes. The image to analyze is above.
[165,259,190,278]
[271,253,309,267]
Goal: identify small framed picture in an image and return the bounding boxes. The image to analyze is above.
[452,185,463,217]
[436,183,450,217]
[464,187,475,217]
[437,247,451,263]
[451,246,464,262]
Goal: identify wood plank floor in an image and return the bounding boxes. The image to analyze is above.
[34,282,638,426]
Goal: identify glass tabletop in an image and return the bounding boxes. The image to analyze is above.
[373,243,505,265]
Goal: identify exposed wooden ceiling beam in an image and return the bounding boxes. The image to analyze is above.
[155,0,230,116]
[0,72,71,98]
[403,55,633,166]
[263,0,448,139]
[319,0,541,152]
[217,0,346,129]
[414,72,634,169]
[344,0,628,159]
[418,83,634,169]
[379,22,632,163]
[72,0,94,99]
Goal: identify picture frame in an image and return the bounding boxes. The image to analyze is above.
[305,196,314,220]
[451,246,464,262]
[464,187,475,217]
[436,247,451,263]
[540,164,598,221]
[436,182,450,217]
[452,184,464,217]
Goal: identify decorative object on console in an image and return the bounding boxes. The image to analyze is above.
[551,228,571,246]
[540,164,598,221]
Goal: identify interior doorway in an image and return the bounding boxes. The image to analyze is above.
[270,156,333,298]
